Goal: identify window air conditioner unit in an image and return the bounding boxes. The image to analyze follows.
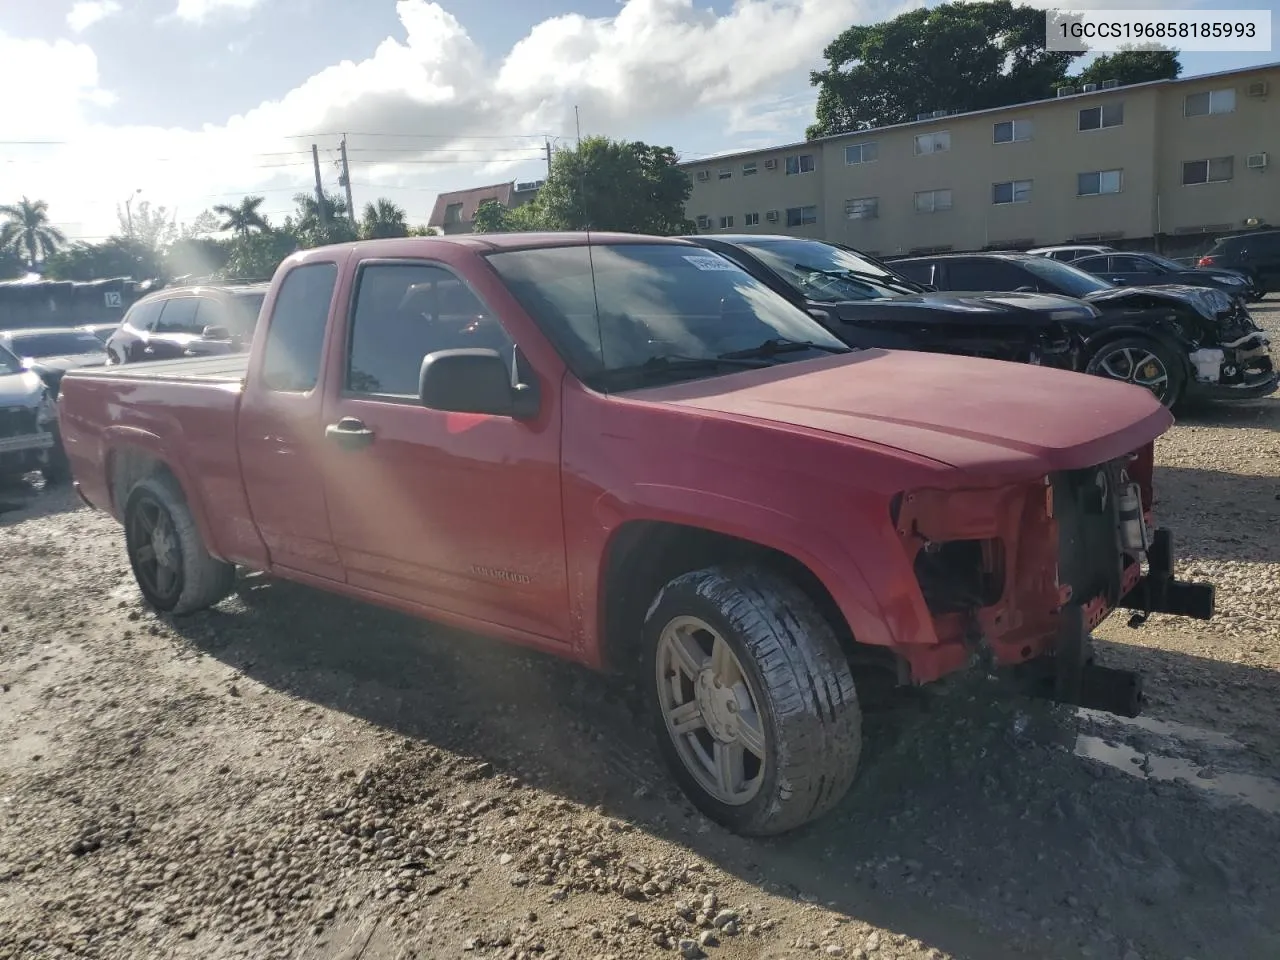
[765,210,779,222]
[764,158,778,170]
[696,170,710,182]
[1101,79,1120,89]
[1057,86,1076,97]
[1248,80,1270,97]
[1247,152,1269,169]
[1081,83,1099,93]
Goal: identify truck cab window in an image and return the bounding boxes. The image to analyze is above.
[346,263,513,398]
[260,262,338,392]
[154,298,202,334]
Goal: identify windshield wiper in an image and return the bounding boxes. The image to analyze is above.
[720,337,850,360]
[795,263,924,295]
[597,353,773,388]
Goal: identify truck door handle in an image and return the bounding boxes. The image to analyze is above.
[325,417,375,450]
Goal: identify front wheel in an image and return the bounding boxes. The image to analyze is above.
[1085,337,1185,408]
[123,474,236,615]
[644,566,862,836]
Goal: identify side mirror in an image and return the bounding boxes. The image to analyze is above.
[202,325,231,340]
[418,348,538,420]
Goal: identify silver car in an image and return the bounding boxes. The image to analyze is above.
[0,343,59,484]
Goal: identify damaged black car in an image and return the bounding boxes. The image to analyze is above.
[886,251,1276,407]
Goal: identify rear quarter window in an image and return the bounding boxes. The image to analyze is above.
[123,299,164,332]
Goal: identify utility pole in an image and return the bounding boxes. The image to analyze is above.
[574,105,582,147]
[312,144,328,225]
[339,136,356,223]
[545,139,552,179]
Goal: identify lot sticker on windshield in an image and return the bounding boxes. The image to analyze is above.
[683,255,737,271]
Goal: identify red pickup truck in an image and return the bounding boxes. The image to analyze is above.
[58,233,1215,835]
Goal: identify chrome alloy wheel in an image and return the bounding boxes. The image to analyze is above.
[1097,346,1170,401]
[654,615,767,805]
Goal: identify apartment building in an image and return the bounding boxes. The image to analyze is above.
[428,179,544,235]
[680,63,1280,257]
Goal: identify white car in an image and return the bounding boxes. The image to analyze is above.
[1026,244,1116,263]
[0,343,59,484]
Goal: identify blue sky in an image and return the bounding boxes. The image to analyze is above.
[1,0,1276,238]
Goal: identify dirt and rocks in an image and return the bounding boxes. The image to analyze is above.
[1,300,1278,960]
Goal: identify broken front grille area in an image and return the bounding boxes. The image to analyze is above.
[1051,458,1143,622]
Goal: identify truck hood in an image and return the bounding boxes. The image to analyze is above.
[632,349,1170,477]
[0,370,45,407]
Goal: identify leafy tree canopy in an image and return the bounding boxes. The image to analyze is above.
[359,198,410,240]
[44,237,160,282]
[471,198,546,234]
[1,197,66,269]
[536,137,694,235]
[808,1,1182,138]
[212,196,269,238]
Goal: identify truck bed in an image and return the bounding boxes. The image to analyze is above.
[65,353,249,386]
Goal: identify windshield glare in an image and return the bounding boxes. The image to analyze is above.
[736,238,916,302]
[1020,257,1114,297]
[486,243,849,389]
[7,332,105,357]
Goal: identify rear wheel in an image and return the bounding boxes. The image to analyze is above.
[1085,337,1185,408]
[123,474,235,615]
[644,565,862,836]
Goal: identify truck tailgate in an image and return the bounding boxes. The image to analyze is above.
[58,355,253,563]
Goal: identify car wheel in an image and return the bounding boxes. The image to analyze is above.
[644,565,862,836]
[1085,337,1185,408]
[123,473,236,615]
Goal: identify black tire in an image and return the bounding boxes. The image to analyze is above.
[123,474,235,615]
[644,565,862,836]
[42,443,70,487]
[1084,336,1185,408]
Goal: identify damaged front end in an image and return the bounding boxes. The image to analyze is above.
[1093,285,1277,400]
[891,444,1215,717]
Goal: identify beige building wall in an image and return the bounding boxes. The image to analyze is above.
[681,63,1280,255]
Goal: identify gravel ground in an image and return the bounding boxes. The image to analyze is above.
[2,300,1278,960]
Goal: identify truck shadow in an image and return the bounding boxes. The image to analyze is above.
[1153,464,1280,562]
[166,577,1280,960]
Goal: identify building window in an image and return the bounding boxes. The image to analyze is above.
[785,205,818,226]
[1078,103,1124,131]
[1184,88,1236,117]
[1077,169,1123,196]
[914,189,953,213]
[742,161,758,176]
[1182,156,1234,185]
[844,142,879,165]
[744,212,760,226]
[784,154,815,175]
[696,215,711,230]
[443,202,463,225]
[993,119,1033,143]
[992,179,1032,204]
[718,215,734,229]
[914,131,951,156]
[718,167,732,180]
[844,197,878,220]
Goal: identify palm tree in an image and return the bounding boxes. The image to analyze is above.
[359,198,410,240]
[291,191,348,231]
[212,195,269,238]
[0,197,66,270]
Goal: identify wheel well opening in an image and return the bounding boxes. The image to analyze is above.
[107,448,177,516]
[599,521,872,676]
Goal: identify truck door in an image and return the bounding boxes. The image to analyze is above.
[238,260,345,582]
[317,257,570,642]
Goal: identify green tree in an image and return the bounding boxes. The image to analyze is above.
[165,237,232,278]
[473,198,547,233]
[808,1,1079,138]
[212,195,269,238]
[288,191,357,247]
[537,138,693,234]
[180,209,223,240]
[223,230,298,279]
[44,237,160,281]
[0,197,66,270]
[358,198,410,239]
[471,199,511,233]
[118,200,177,253]
[0,248,27,280]
[1074,46,1181,87]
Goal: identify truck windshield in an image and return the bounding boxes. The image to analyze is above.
[486,243,851,391]
[733,237,924,301]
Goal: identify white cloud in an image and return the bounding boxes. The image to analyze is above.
[6,0,903,238]
[67,0,122,32]
[173,0,264,23]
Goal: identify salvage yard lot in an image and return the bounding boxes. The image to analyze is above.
[2,301,1278,960]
